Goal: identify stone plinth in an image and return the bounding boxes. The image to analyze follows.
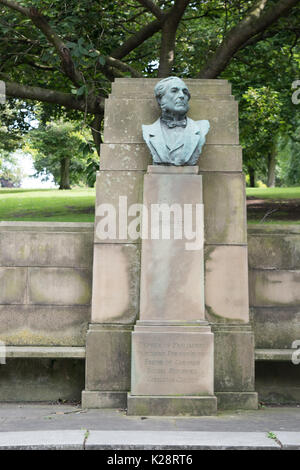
[131,323,214,396]
[128,166,216,416]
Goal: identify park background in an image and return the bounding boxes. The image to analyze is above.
[0,0,299,225]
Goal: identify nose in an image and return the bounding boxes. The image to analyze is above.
[178,89,185,99]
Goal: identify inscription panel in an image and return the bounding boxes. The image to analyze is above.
[131,332,214,395]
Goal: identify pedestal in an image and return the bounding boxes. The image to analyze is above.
[128,166,217,416]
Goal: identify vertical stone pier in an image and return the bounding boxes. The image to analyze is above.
[127,165,217,415]
[82,78,257,411]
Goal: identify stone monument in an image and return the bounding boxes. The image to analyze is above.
[82,77,258,414]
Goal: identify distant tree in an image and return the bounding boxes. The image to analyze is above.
[0,151,23,187]
[25,120,98,189]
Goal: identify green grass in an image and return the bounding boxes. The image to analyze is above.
[1,186,300,224]
[246,187,300,199]
[0,188,96,222]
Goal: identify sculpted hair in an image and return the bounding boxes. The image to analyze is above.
[154,77,190,102]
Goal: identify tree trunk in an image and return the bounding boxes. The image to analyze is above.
[158,20,177,77]
[91,114,102,156]
[249,167,255,187]
[59,156,71,190]
[267,145,276,188]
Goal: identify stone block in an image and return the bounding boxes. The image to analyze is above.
[140,239,205,321]
[0,305,90,346]
[127,395,217,416]
[103,98,239,145]
[212,325,255,392]
[81,391,127,409]
[205,245,249,322]
[94,170,144,244]
[0,267,27,304]
[250,306,300,349]
[111,78,232,97]
[249,269,300,307]
[85,325,132,391]
[201,172,247,244]
[91,244,140,324]
[131,326,214,396]
[100,143,151,171]
[216,392,258,410]
[100,143,242,172]
[248,232,300,270]
[0,230,93,268]
[28,267,92,305]
[199,145,242,172]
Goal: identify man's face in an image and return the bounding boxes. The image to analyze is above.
[159,79,190,115]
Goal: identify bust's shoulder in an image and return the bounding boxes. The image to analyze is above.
[187,118,210,136]
[142,119,161,137]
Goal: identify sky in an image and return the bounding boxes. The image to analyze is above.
[15,150,57,189]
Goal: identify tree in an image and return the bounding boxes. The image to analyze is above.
[0,0,299,155]
[25,120,98,189]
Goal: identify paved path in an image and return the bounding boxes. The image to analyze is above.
[0,404,299,449]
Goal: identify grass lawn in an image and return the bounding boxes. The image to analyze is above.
[246,187,300,199]
[0,188,96,222]
[1,186,300,224]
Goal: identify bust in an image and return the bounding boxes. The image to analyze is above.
[142,77,210,166]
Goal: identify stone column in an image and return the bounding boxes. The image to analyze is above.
[127,165,217,415]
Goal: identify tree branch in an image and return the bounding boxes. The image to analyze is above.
[105,56,143,77]
[0,0,83,86]
[135,0,164,19]
[110,17,164,59]
[4,80,104,115]
[197,0,300,78]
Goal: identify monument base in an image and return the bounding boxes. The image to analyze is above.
[128,321,216,416]
[82,391,127,409]
[127,394,217,416]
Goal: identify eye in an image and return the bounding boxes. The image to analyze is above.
[171,88,178,93]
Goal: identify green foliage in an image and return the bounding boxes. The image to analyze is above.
[0,0,299,187]
[0,151,23,187]
[25,120,98,188]
[239,86,283,177]
[277,133,300,186]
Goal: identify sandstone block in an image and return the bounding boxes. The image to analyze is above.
[28,267,92,305]
[205,245,249,322]
[91,244,140,324]
[0,267,27,304]
[202,172,247,244]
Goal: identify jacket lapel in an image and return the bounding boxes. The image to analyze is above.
[148,119,170,162]
[183,118,201,163]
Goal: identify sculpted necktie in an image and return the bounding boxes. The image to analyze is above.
[160,118,187,128]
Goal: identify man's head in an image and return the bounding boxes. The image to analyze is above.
[154,77,190,118]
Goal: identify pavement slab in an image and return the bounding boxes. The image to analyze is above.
[273,431,300,450]
[0,430,86,450]
[85,431,280,450]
